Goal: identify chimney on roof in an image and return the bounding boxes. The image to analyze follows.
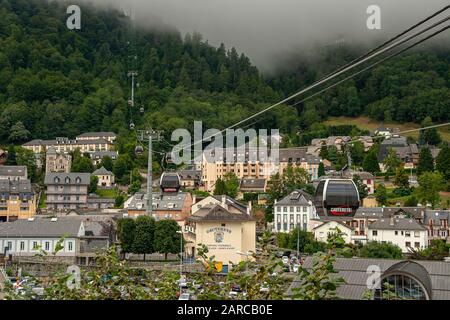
[247,201,252,215]
[390,216,395,226]
[221,195,226,209]
[192,194,197,205]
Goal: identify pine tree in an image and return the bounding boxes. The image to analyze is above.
[436,144,450,180]
[362,150,380,174]
[318,162,326,178]
[417,147,434,175]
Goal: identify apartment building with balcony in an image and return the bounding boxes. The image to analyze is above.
[23,134,114,155]
[0,179,36,221]
[44,173,90,211]
[201,147,320,192]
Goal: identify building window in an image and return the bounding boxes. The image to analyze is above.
[283,207,287,212]
[395,231,398,235]
[296,206,300,212]
[372,230,378,236]
[20,242,25,251]
[7,242,12,251]
[414,231,420,237]
[405,242,411,247]
[414,242,420,248]
[303,206,307,212]
[68,242,73,251]
[405,232,411,237]
[32,242,38,250]
[290,206,294,212]
[45,242,50,251]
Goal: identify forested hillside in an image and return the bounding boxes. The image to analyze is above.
[269,45,450,127]
[0,0,449,148]
[0,0,286,145]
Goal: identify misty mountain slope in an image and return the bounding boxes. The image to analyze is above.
[0,0,284,144]
[0,0,449,149]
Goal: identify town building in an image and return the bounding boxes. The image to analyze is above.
[238,178,267,196]
[310,220,354,244]
[423,210,449,244]
[90,151,119,166]
[93,167,115,188]
[45,146,71,173]
[184,198,256,272]
[0,166,28,181]
[374,124,393,137]
[0,217,112,265]
[201,148,320,192]
[377,136,419,170]
[125,191,193,226]
[44,173,90,211]
[75,132,117,143]
[342,170,375,194]
[288,258,450,300]
[86,194,115,211]
[23,135,114,155]
[191,195,251,216]
[273,190,317,233]
[368,216,428,252]
[0,180,36,221]
[178,169,201,189]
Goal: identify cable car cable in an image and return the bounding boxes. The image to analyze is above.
[180,14,450,152]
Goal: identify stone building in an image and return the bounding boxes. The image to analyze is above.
[45,146,71,173]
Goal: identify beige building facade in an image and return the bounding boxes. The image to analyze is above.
[45,147,71,173]
[201,148,320,192]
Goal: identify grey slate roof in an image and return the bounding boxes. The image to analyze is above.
[44,173,91,185]
[188,204,254,222]
[368,217,427,231]
[92,166,113,176]
[76,132,116,138]
[287,257,450,300]
[0,218,82,238]
[0,166,27,178]
[275,190,312,206]
[0,179,32,194]
[90,151,118,160]
[212,195,248,214]
[127,192,189,211]
[23,137,112,146]
[240,178,266,190]
[178,170,201,180]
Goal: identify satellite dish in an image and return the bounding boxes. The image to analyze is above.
[140,107,144,113]
[129,122,135,130]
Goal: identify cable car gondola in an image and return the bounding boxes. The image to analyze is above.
[160,172,181,193]
[314,178,360,219]
[135,145,144,156]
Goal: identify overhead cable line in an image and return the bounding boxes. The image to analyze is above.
[175,15,450,155]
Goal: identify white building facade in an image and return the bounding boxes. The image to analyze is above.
[274,190,317,233]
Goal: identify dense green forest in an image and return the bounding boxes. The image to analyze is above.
[0,0,449,150]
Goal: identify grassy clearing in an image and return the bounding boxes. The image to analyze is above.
[324,116,450,141]
[96,188,120,199]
